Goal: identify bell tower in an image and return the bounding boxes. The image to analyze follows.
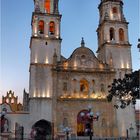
[29,0,61,122]
[30,0,61,98]
[31,0,61,65]
[97,0,132,77]
[97,1,136,137]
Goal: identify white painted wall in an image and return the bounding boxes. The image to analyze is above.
[116,105,136,137]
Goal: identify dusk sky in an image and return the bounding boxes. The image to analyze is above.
[1,0,140,103]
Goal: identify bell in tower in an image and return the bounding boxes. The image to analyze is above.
[32,0,61,39]
[34,0,59,14]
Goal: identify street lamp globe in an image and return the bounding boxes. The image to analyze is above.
[63,127,71,132]
[80,112,85,117]
[89,111,94,117]
[88,105,92,110]
[63,127,71,140]
[80,106,100,140]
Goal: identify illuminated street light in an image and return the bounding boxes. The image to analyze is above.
[80,106,100,140]
[63,127,71,140]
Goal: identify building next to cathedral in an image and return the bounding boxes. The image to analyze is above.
[0,0,137,139]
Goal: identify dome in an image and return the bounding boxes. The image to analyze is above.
[63,38,104,69]
[70,38,97,60]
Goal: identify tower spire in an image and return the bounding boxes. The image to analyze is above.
[81,37,85,47]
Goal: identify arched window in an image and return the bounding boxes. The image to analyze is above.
[112,7,118,14]
[110,27,115,41]
[72,79,77,93]
[49,21,55,35]
[38,20,44,34]
[80,79,89,93]
[45,0,50,13]
[119,28,125,41]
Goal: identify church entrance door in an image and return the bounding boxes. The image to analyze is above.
[31,119,52,140]
[77,110,93,136]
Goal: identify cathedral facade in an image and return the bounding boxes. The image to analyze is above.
[0,0,136,139]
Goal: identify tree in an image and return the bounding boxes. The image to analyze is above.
[107,70,140,109]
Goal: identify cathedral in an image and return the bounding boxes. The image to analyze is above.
[0,0,136,139]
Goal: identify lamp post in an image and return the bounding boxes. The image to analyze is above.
[80,106,100,140]
[63,127,71,140]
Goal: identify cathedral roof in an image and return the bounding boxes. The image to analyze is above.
[70,46,95,59]
[69,38,98,61]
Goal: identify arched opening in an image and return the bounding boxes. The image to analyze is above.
[6,98,9,103]
[119,28,125,41]
[112,7,118,14]
[80,79,89,93]
[49,21,55,35]
[77,110,92,136]
[38,20,44,34]
[110,27,115,41]
[45,0,50,13]
[31,119,52,140]
[11,98,15,103]
[72,79,77,93]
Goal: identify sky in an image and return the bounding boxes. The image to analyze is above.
[0,0,140,104]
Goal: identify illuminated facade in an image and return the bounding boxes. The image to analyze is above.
[0,0,136,138]
[29,0,136,138]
